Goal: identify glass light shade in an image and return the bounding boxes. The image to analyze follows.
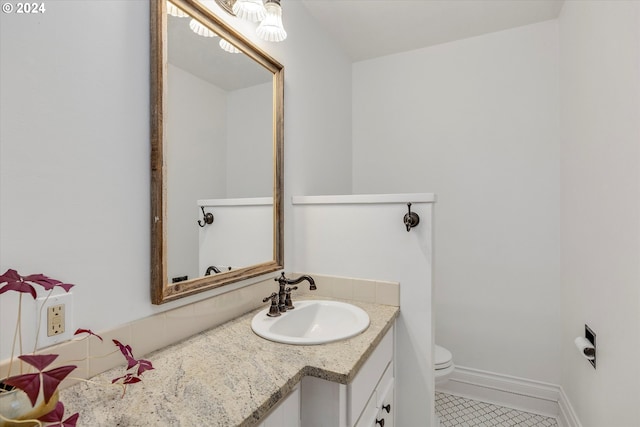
[232,0,266,22]
[219,38,241,53]
[167,1,188,17]
[256,1,287,42]
[189,19,217,38]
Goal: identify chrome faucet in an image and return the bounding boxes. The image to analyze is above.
[275,272,316,313]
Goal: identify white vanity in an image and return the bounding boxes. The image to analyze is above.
[301,328,394,427]
[258,327,394,427]
[257,385,300,427]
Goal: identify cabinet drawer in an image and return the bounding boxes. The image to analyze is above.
[348,328,393,426]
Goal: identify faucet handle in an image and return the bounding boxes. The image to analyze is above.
[262,292,280,317]
[284,286,298,309]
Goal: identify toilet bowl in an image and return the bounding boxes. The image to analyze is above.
[434,345,454,385]
[434,345,454,427]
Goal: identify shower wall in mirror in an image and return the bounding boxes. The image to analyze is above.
[151,0,284,304]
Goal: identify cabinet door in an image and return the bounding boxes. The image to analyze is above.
[354,361,395,427]
[375,377,394,427]
[262,386,301,427]
[348,329,393,426]
[354,391,379,427]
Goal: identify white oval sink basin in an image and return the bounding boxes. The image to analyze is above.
[251,300,370,345]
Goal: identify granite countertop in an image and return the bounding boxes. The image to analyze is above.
[60,298,399,426]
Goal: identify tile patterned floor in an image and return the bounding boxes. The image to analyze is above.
[435,392,559,427]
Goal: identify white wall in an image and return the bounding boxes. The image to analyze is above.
[198,198,272,274]
[0,0,152,356]
[352,21,562,384]
[0,0,353,360]
[559,1,640,426]
[292,195,436,426]
[279,3,353,200]
[226,82,273,197]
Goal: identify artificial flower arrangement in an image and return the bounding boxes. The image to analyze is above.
[0,269,154,427]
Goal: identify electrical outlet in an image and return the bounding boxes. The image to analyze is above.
[47,304,65,336]
[37,292,74,348]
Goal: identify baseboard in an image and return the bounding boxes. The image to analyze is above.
[557,386,583,427]
[436,366,582,427]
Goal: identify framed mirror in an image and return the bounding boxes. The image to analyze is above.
[151,0,284,304]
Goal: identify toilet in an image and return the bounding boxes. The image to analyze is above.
[434,345,454,427]
[434,345,454,385]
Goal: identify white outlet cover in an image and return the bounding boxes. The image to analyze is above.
[36,292,74,348]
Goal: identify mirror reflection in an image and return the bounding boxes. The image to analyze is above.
[166,8,273,282]
[151,0,284,304]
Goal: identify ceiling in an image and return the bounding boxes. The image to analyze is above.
[299,0,565,62]
[167,0,565,89]
[168,13,272,91]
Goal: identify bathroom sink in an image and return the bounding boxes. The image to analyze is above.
[251,300,370,345]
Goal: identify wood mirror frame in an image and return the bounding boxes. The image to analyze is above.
[150,0,284,304]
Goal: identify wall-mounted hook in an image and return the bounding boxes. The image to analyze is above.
[403,203,420,232]
[198,206,214,227]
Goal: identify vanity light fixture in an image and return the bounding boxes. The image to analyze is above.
[214,0,287,42]
[189,18,218,37]
[172,0,285,52]
[256,0,287,42]
[219,38,241,53]
[167,1,188,17]
[232,0,267,22]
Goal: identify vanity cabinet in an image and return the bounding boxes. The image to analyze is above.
[299,327,394,427]
[354,362,394,427]
[259,385,300,427]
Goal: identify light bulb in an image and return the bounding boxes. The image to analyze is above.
[167,1,188,18]
[232,0,266,22]
[256,0,286,42]
[219,38,241,53]
[189,19,217,38]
